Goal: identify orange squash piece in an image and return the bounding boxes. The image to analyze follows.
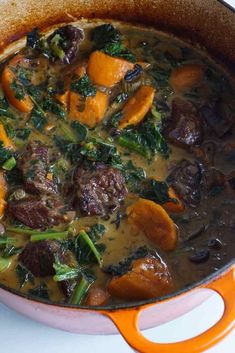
[69,90,108,128]
[127,198,177,251]
[108,256,173,301]
[87,51,134,87]
[0,170,8,218]
[0,123,15,150]
[170,64,204,92]
[119,85,155,128]
[2,54,33,113]
[85,285,110,306]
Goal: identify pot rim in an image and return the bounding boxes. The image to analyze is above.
[0,0,234,312]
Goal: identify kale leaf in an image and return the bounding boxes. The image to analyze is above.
[91,23,136,63]
[71,74,96,98]
[122,160,146,192]
[104,246,149,276]
[16,263,34,288]
[139,179,177,205]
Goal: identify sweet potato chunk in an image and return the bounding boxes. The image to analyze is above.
[170,64,204,92]
[0,171,8,218]
[127,199,177,251]
[87,51,134,87]
[69,90,108,128]
[2,55,33,113]
[108,256,173,300]
[85,285,110,306]
[119,86,155,128]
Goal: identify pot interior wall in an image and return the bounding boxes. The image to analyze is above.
[0,0,234,73]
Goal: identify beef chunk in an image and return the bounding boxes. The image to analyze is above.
[201,99,234,137]
[203,168,225,191]
[167,160,203,207]
[74,163,128,216]
[19,240,64,277]
[227,171,235,190]
[164,99,203,148]
[18,141,58,195]
[8,196,64,229]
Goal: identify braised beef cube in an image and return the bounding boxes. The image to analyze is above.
[201,99,234,137]
[19,240,64,277]
[8,196,64,229]
[203,168,225,190]
[74,164,128,216]
[227,171,235,190]
[167,160,202,207]
[18,141,58,195]
[164,99,203,148]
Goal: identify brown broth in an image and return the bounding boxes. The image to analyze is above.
[0,20,234,305]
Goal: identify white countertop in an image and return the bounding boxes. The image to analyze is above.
[0,1,234,352]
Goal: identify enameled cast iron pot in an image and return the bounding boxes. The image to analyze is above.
[0,1,234,352]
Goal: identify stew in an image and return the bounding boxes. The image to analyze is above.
[0,20,234,306]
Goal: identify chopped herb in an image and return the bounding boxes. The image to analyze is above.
[71,74,96,98]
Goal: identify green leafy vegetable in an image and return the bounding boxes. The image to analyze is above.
[91,23,136,63]
[105,246,149,276]
[53,259,81,282]
[30,230,69,242]
[0,142,14,167]
[117,114,170,159]
[91,24,121,49]
[16,128,31,140]
[10,81,26,100]
[139,179,177,205]
[31,107,47,132]
[42,96,66,119]
[80,138,122,168]
[69,274,94,305]
[16,263,34,288]
[0,256,12,272]
[88,224,106,242]
[122,160,146,192]
[2,156,16,171]
[71,74,96,98]
[71,121,88,142]
[75,230,104,266]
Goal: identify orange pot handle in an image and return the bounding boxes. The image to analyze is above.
[105,265,235,353]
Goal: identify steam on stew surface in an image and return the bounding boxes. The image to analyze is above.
[0,21,234,306]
